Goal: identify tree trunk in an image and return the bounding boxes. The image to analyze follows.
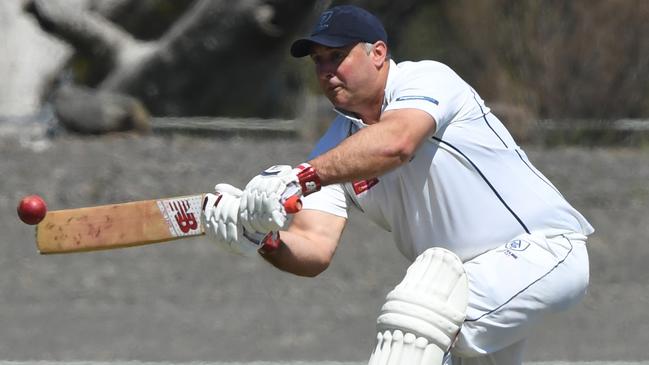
[24,0,319,133]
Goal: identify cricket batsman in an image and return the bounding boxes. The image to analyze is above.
[202,5,594,365]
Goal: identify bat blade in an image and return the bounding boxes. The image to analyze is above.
[36,194,205,254]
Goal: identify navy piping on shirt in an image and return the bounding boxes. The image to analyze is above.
[465,235,575,322]
[471,89,508,148]
[514,150,565,197]
[431,136,531,234]
[470,89,566,199]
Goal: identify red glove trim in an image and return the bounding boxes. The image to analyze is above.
[295,163,322,196]
[259,231,281,253]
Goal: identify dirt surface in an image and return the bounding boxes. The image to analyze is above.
[1,125,648,362]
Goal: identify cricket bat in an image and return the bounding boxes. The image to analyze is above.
[35,194,301,254]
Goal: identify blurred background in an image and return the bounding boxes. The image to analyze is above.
[1,0,648,363]
[3,0,649,140]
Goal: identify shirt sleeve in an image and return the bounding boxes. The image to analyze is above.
[300,183,349,218]
[383,61,469,133]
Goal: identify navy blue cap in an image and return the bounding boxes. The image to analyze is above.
[290,5,387,58]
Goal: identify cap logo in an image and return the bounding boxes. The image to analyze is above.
[314,10,334,33]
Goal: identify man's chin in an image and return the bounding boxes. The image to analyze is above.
[326,90,347,104]
[329,96,351,109]
[332,102,351,112]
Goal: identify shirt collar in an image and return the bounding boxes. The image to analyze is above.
[332,107,365,129]
[383,59,399,107]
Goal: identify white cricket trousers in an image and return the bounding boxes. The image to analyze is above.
[447,232,589,365]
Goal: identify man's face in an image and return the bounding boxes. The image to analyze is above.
[310,42,379,110]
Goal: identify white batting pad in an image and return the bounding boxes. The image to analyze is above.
[368,247,468,365]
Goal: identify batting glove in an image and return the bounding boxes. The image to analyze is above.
[203,184,279,256]
[239,163,321,234]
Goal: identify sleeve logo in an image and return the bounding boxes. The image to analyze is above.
[395,95,439,105]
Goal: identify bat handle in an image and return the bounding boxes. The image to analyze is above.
[258,195,301,254]
[282,194,302,214]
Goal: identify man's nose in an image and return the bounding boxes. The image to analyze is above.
[317,63,335,80]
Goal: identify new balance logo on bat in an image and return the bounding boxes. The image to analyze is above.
[158,196,203,236]
[170,200,198,233]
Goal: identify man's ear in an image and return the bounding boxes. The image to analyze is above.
[371,41,388,67]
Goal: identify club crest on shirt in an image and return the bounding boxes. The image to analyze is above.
[353,178,379,195]
[505,239,530,251]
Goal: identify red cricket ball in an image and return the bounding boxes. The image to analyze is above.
[17,195,48,225]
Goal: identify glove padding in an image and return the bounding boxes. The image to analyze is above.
[203,184,270,256]
[240,163,321,234]
[240,165,294,234]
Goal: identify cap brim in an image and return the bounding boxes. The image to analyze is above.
[290,34,358,58]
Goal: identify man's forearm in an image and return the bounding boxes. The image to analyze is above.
[309,119,411,185]
[308,109,436,186]
[259,230,334,277]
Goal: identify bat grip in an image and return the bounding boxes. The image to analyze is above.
[282,194,302,214]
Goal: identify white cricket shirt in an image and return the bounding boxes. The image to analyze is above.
[302,59,594,261]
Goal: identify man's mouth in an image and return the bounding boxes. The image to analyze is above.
[328,84,343,93]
